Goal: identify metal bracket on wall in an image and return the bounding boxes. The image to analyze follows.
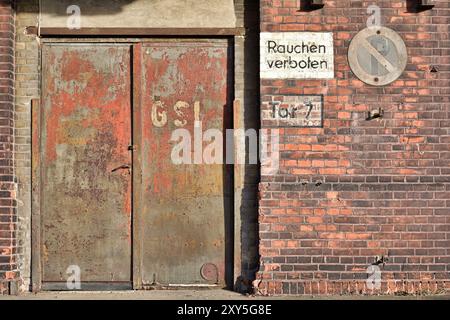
[406,0,435,13]
[366,108,384,121]
[299,0,325,12]
[25,26,38,36]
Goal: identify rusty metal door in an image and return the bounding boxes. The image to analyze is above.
[136,40,233,287]
[40,44,132,289]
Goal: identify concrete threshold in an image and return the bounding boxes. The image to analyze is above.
[1,290,450,300]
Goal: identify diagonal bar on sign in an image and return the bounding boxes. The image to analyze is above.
[360,38,397,73]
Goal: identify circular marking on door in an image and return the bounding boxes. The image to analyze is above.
[348,27,407,86]
[200,263,219,283]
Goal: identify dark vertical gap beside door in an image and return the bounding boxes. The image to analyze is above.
[225,38,235,290]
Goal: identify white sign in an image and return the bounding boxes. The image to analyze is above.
[348,27,407,86]
[262,95,323,128]
[260,32,334,79]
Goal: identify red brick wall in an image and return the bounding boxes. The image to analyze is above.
[258,0,450,295]
[0,0,15,295]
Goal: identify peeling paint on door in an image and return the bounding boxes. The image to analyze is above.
[138,41,233,286]
[41,44,132,285]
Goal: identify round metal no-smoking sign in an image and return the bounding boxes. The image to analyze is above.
[348,26,407,86]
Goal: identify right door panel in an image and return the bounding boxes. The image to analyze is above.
[138,40,233,286]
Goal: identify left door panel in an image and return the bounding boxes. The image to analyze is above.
[40,44,132,288]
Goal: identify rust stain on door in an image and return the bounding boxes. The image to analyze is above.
[41,44,132,283]
[139,40,233,286]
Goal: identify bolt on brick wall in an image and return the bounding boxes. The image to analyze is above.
[258,0,450,295]
[0,0,16,295]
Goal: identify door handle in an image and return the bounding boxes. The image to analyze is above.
[111,164,131,173]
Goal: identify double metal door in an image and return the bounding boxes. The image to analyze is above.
[38,40,233,290]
